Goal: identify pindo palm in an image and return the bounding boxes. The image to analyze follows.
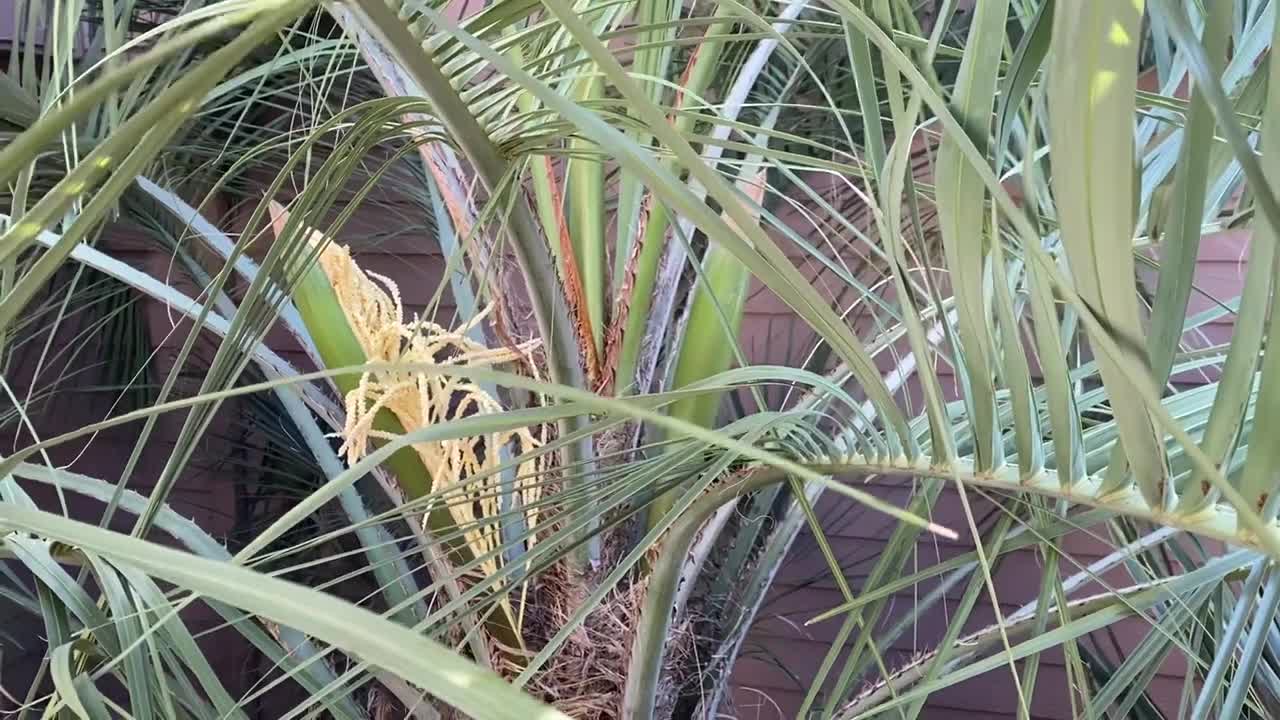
[2,0,1280,718]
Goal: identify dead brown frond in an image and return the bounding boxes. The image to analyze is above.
[512,561,679,720]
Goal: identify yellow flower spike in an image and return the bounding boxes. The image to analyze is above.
[316,240,547,579]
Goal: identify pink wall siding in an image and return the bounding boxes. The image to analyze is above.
[725,226,1251,717]
[0,226,255,698]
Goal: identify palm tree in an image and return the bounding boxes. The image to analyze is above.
[2,0,1280,717]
